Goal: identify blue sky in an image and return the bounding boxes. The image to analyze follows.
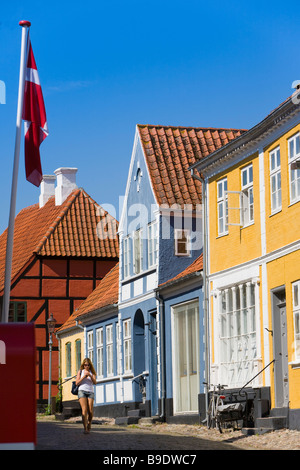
[0,0,299,234]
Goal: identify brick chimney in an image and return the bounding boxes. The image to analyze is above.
[39,175,56,208]
[54,167,78,205]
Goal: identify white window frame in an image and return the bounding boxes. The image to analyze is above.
[106,324,114,376]
[174,229,191,256]
[123,319,132,373]
[217,281,258,388]
[148,221,158,268]
[96,327,103,378]
[133,229,143,274]
[288,133,300,204]
[270,146,282,214]
[241,164,254,226]
[123,236,131,278]
[292,281,300,361]
[116,323,121,375]
[87,330,94,363]
[217,178,228,235]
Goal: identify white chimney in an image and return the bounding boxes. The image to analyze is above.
[39,175,56,208]
[54,167,78,205]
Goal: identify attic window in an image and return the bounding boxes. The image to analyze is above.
[134,163,143,192]
[175,229,190,257]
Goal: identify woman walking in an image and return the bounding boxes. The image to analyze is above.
[76,358,97,433]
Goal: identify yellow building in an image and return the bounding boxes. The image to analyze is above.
[191,91,300,430]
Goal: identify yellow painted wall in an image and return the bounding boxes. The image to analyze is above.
[59,329,84,402]
[209,153,261,274]
[267,251,300,410]
[264,124,300,254]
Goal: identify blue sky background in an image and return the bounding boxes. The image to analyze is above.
[0,0,299,234]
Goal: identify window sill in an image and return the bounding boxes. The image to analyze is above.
[122,267,156,284]
[241,221,254,229]
[216,232,229,239]
[288,199,300,208]
[96,375,120,383]
[175,253,192,257]
[269,208,282,217]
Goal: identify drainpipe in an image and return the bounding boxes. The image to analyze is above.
[191,168,210,418]
[155,290,166,421]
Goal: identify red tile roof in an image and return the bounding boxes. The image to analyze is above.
[138,125,246,208]
[0,189,119,293]
[57,262,119,333]
[159,254,203,289]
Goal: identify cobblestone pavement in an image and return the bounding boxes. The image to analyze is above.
[36,415,300,451]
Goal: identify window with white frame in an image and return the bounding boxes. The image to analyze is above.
[133,229,143,274]
[217,178,228,235]
[148,221,158,267]
[123,236,131,278]
[96,328,103,377]
[75,339,81,372]
[123,319,132,373]
[292,281,300,360]
[288,133,300,203]
[87,330,94,363]
[218,282,257,387]
[66,342,71,377]
[241,164,254,226]
[270,147,282,213]
[106,324,114,376]
[174,229,190,256]
[116,323,121,375]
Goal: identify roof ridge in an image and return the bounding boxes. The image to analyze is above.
[137,123,248,132]
[33,188,81,254]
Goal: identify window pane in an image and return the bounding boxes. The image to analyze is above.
[276,149,281,167]
[249,165,253,183]
[294,284,299,307]
[296,135,300,155]
[290,139,294,159]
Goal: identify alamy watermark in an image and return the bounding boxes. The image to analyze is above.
[95,200,203,251]
[0,80,6,104]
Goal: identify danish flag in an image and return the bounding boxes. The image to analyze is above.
[22,38,48,187]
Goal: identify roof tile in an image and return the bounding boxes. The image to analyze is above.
[137,125,246,208]
[0,189,119,292]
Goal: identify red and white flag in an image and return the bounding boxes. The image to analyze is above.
[22,37,48,187]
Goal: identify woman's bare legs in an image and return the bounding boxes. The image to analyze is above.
[79,397,89,433]
[87,398,94,431]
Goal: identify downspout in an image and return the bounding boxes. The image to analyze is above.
[155,290,166,421]
[191,168,210,418]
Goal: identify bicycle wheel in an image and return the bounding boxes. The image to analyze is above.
[207,400,214,429]
[216,397,224,433]
[216,413,223,433]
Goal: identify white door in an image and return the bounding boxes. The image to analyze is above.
[172,301,199,413]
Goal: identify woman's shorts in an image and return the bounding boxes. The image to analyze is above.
[78,390,95,400]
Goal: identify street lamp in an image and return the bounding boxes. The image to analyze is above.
[47,313,57,413]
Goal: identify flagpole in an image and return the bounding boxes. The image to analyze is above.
[2,21,31,323]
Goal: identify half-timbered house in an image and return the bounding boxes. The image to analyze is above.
[0,168,118,407]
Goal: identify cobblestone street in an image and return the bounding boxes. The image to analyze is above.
[35,416,300,452]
